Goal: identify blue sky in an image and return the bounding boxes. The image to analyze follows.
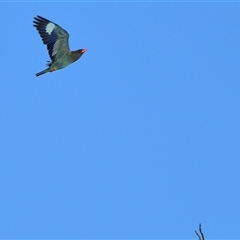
[1,2,240,239]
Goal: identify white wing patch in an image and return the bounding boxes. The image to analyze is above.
[46,22,55,34]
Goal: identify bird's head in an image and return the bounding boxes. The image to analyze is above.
[72,49,87,62]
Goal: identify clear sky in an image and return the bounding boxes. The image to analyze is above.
[1,1,240,239]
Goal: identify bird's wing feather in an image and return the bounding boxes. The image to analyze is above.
[33,15,70,62]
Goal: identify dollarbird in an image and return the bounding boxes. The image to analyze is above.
[33,15,87,77]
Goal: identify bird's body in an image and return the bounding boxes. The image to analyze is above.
[33,15,86,77]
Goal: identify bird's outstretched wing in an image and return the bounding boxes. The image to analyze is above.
[33,15,70,62]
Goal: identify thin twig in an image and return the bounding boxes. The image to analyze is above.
[195,223,205,240]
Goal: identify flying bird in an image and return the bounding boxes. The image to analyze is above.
[33,15,87,77]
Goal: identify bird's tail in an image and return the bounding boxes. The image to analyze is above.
[36,68,49,77]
